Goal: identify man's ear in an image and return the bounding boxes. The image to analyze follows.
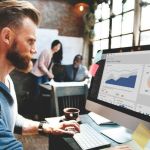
[1,27,14,46]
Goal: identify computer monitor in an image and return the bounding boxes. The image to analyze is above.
[86,48,150,141]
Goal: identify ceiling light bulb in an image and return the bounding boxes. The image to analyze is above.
[79,5,84,12]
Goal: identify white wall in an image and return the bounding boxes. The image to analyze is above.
[58,36,83,64]
[33,28,59,59]
[34,28,84,64]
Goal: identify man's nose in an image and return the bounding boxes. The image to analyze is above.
[31,45,37,54]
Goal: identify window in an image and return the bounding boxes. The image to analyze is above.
[112,0,122,15]
[111,0,134,48]
[93,40,101,57]
[140,1,150,45]
[94,22,101,40]
[93,0,150,62]
[93,0,135,56]
[140,31,150,45]
[93,2,110,57]
[111,15,122,36]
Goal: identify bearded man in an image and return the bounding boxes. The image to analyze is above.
[0,0,79,149]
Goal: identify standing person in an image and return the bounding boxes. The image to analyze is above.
[53,44,63,64]
[0,0,79,149]
[65,54,89,82]
[52,45,65,82]
[31,39,62,95]
[30,40,62,119]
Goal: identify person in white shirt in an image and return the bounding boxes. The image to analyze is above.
[65,54,89,82]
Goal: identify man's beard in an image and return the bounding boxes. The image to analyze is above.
[6,41,33,73]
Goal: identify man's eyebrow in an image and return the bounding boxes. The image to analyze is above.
[28,38,36,42]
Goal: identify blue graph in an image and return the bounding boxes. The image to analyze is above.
[105,75,137,88]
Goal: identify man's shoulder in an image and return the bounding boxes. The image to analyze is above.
[0,77,14,104]
[6,75,13,83]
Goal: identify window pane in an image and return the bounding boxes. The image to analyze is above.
[122,11,134,34]
[123,0,135,12]
[141,5,150,30]
[112,15,122,36]
[94,22,101,40]
[121,34,133,47]
[112,0,122,15]
[95,4,102,21]
[141,0,150,2]
[111,36,121,48]
[101,20,109,38]
[140,31,150,45]
[101,2,110,19]
[101,39,109,50]
[93,40,101,57]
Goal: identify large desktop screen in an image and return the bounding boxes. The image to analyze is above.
[86,48,150,131]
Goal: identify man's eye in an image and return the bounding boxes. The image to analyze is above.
[28,40,34,45]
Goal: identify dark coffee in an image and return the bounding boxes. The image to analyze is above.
[63,107,80,120]
[67,108,78,112]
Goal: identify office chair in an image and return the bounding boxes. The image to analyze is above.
[51,84,88,116]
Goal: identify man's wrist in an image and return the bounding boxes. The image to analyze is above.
[38,121,53,134]
[38,121,46,134]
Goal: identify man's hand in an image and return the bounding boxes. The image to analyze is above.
[42,120,80,135]
[109,145,132,150]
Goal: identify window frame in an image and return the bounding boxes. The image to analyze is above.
[92,0,143,60]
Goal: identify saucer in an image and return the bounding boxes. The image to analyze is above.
[60,116,81,123]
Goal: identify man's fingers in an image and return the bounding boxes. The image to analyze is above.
[52,128,75,135]
[63,120,80,132]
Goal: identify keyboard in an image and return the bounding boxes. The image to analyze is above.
[73,124,111,150]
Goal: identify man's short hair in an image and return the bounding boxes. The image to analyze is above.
[0,0,40,30]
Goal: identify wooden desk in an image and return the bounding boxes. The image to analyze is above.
[47,114,142,150]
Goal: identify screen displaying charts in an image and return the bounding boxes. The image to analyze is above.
[105,68,137,88]
[97,51,150,116]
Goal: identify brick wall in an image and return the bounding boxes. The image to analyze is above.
[30,0,84,37]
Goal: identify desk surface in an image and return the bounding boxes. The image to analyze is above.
[39,83,52,91]
[39,80,88,91]
[48,114,142,150]
[39,81,87,91]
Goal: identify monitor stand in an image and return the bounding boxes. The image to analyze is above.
[100,126,132,144]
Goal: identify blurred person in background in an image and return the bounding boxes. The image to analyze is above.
[65,54,89,82]
[31,39,62,95]
[30,39,63,119]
